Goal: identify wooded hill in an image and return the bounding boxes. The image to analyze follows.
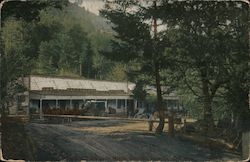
[1,2,125,81]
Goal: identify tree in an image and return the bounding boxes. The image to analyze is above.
[222,2,249,131]
[0,18,32,115]
[132,80,147,102]
[68,24,88,75]
[158,0,249,130]
[34,6,94,76]
[0,0,68,115]
[1,0,68,23]
[32,4,113,79]
[106,63,127,81]
[83,41,96,78]
[101,0,174,135]
[37,25,89,76]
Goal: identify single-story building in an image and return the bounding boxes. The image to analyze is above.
[9,75,184,118]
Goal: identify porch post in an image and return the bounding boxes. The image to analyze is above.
[39,99,43,119]
[116,99,118,109]
[134,100,137,110]
[125,99,127,114]
[105,99,108,112]
[26,94,30,116]
[70,99,73,109]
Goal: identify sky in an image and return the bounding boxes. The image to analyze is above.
[69,0,104,15]
[72,0,249,16]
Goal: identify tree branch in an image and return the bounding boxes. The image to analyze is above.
[178,67,201,98]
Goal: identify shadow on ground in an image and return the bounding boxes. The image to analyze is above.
[1,119,241,161]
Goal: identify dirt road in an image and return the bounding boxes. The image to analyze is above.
[26,120,240,161]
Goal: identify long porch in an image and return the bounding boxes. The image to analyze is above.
[29,95,138,118]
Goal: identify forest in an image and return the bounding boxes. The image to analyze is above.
[1,0,126,80]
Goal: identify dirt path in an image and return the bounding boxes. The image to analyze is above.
[26,120,240,161]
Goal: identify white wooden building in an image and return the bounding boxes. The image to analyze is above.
[9,75,183,118]
[9,75,136,116]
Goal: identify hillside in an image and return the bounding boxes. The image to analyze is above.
[29,3,121,81]
[67,3,112,33]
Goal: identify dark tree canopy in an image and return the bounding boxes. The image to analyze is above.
[101,0,249,133]
[1,0,69,23]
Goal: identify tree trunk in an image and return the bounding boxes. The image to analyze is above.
[202,78,214,131]
[153,0,174,135]
[155,64,165,134]
[231,87,249,132]
[168,112,174,136]
[203,95,214,128]
[152,0,164,134]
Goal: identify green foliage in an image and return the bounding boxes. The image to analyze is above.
[30,4,115,79]
[105,63,127,82]
[1,1,119,88]
[157,1,249,127]
[101,0,174,134]
[1,0,69,22]
[1,18,32,80]
[2,0,247,132]
[82,41,95,78]
[132,80,147,101]
[0,1,67,114]
[178,91,202,119]
[101,0,249,132]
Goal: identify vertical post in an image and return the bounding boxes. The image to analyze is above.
[26,91,30,116]
[70,99,73,110]
[148,115,153,131]
[26,96,29,116]
[56,99,58,109]
[116,99,118,109]
[134,100,137,110]
[81,99,86,108]
[105,99,108,113]
[39,99,43,119]
[125,99,127,115]
[82,99,85,109]
[126,77,129,93]
[79,63,82,76]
